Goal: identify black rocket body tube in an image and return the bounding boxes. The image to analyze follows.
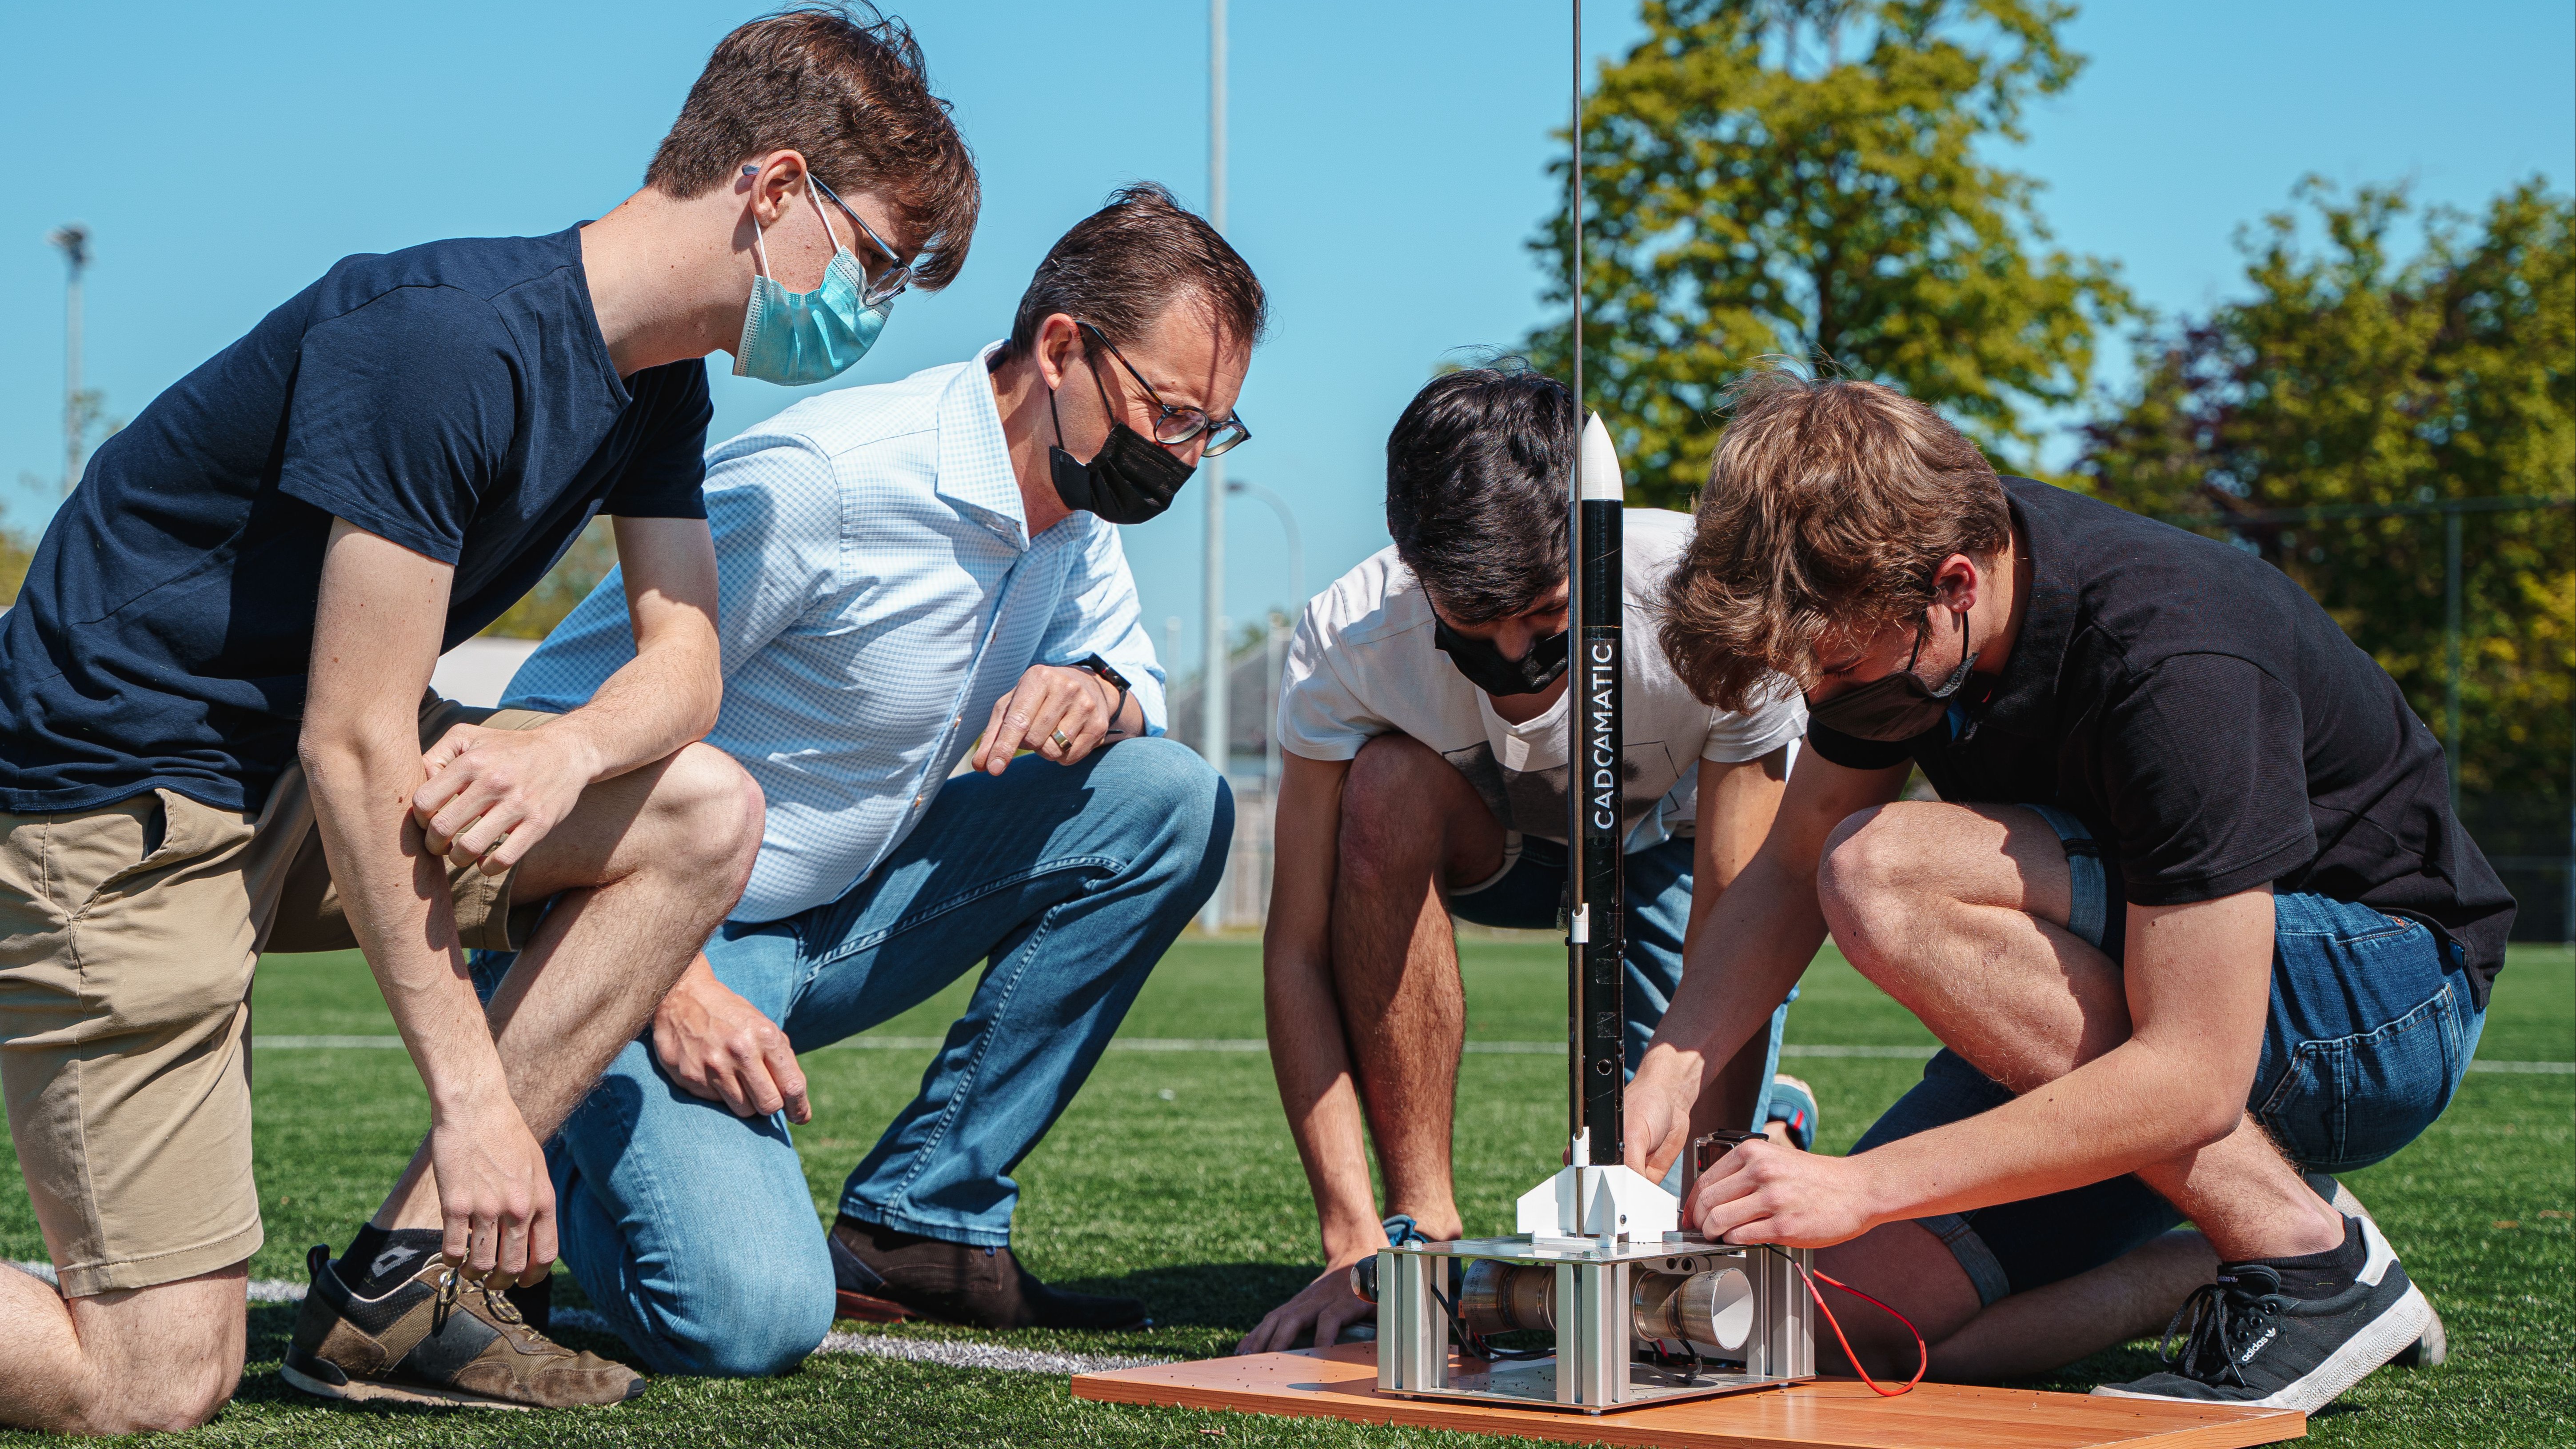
[1571,413,1625,1165]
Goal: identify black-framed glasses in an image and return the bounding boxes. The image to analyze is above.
[1077,320,1251,458]
[807,175,915,309]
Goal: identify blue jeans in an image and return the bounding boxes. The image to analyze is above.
[474,738,1230,1375]
[1448,833,1793,1129]
[1853,807,2486,1305]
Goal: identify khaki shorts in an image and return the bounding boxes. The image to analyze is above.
[0,694,554,1295]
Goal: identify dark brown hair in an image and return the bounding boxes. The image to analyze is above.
[1659,372,2009,711]
[1004,183,1267,358]
[645,4,979,290]
[1384,366,1575,623]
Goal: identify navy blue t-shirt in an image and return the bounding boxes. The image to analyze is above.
[0,226,711,815]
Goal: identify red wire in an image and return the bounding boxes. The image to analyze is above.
[1773,1250,1928,1397]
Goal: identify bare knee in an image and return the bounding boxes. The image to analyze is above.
[646,742,764,891]
[1815,802,1955,985]
[1338,736,1453,876]
[94,1361,238,1434]
[57,1338,241,1435]
[1338,733,1494,897]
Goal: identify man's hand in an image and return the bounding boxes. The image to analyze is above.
[1622,1046,1700,1183]
[652,955,811,1124]
[413,723,599,873]
[429,1085,558,1285]
[968,664,1121,774]
[1689,1138,1877,1249]
[1236,1249,1379,1356]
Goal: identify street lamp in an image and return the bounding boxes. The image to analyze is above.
[1225,479,1304,610]
[1198,0,1230,934]
[48,225,90,496]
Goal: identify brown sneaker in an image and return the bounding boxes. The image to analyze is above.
[829,1216,1149,1330]
[283,1245,643,1409]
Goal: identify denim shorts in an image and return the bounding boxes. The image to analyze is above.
[1850,806,2487,1305]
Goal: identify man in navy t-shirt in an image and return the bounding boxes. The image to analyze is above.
[0,8,977,1429]
[1628,374,2507,1416]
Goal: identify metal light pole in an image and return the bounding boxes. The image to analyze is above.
[49,225,90,496]
[1197,0,1230,933]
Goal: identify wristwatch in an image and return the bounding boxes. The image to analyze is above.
[1073,654,1132,737]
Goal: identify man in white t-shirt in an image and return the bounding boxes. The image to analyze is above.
[1238,368,1810,1353]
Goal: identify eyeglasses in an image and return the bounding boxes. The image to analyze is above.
[747,164,917,307]
[1077,321,1251,458]
[803,173,915,309]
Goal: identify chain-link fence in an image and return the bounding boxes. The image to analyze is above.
[2161,494,2573,945]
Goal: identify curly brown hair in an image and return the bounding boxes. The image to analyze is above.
[1659,372,2009,711]
[645,4,979,291]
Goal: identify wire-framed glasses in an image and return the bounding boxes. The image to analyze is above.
[807,174,915,309]
[1078,321,1251,457]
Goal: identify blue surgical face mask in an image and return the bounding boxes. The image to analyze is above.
[732,184,889,386]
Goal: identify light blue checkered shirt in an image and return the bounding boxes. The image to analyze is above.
[503,344,1167,924]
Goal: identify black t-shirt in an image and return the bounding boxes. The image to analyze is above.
[0,227,711,816]
[1806,478,2514,1004]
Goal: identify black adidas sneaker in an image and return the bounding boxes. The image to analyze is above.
[2304,1170,2446,1368]
[2092,1214,2430,1414]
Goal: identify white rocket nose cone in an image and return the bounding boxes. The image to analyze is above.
[1579,412,1624,501]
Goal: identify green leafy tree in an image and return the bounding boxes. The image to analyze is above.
[480,516,619,640]
[1526,0,2130,505]
[0,529,32,607]
[2075,179,2574,885]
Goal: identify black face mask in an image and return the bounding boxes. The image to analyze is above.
[1805,608,1979,741]
[1433,616,1570,697]
[1047,365,1194,525]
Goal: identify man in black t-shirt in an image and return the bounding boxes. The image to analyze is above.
[1627,373,2508,1415]
[0,10,977,1430]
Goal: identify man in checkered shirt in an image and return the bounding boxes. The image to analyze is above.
[492,184,1262,1373]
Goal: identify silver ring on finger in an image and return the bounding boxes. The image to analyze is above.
[1051,729,1072,751]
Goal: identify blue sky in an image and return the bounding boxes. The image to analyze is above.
[2,1,2568,674]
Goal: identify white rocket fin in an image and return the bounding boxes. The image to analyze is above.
[1515,1162,1679,1237]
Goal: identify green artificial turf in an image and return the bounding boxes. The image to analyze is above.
[0,939,2564,1446]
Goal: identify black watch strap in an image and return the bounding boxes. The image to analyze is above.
[1074,653,1133,735]
[1073,653,1131,691]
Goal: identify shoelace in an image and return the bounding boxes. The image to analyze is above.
[431,1266,531,1339]
[2157,1274,2290,1388]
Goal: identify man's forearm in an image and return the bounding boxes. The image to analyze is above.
[1264,945,1382,1257]
[1850,890,2275,1229]
[539,628,723,788]
[1642,847,1831,1088]
[1850,1036,2239,1226]
[302,727,510,1111]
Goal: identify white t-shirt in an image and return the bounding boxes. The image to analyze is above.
[1277,508,1806,853]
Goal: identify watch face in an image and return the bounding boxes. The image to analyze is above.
[1080,654,1132,691]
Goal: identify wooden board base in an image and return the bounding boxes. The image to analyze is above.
[1072,1345,2304,1449]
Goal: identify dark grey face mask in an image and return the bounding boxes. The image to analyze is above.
[1806,609,1978,741]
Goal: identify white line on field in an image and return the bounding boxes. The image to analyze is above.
[248,1034,2573,1073]
[7,1262,1169,1377]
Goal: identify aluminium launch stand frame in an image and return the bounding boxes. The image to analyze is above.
[1377,1236,1815,1413]
[1372,0,1816,1417]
